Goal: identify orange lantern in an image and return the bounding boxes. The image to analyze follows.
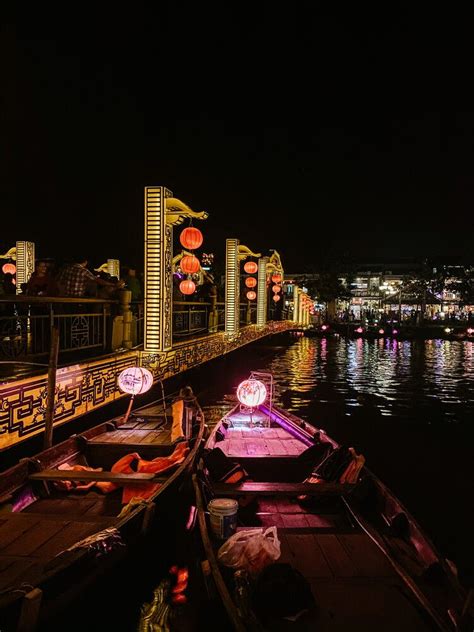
[179,279,196,295]
[179,227,203,250]
[245,277,257,288]
[272,294,281,302]
[271,273,282,283]
[180,255,200,274]
[243,261,258,274]
[246,291,256,301]
[272,285,281,293]
[2,263,16,275]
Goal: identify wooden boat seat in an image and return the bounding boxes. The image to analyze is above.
[212,481,355,496]
[29,469,157,485]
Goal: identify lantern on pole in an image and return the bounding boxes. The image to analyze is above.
[179,227,203,250]
[237,379,267,408]
[2,263,16,275]
[180,279,196,295]
[117,366,154,423]
[180,255,200,274]
[245,277,257,288]
[243,261,258,274]
[271,273,282,283]
[246,291,256,301]
[272,285,281,293]
[272,294,281,302]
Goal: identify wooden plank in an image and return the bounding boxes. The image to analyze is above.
[286,534,333,577]
[212,482,353,496]
[29,469,156,484]
[265,439,288,455]
[5,519,67,556]
[338,533,396,577]
[34,521,108,558]
[17,587,43,632]
[0,515,41,550]
[280,513,311,529]
[0,559,38,590]
[315,533,358,577]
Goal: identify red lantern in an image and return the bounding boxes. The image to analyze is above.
[2,263,16,275]
[244,261,258,274]
[180,255,200,274]
[245,277,257,288]
[271,273,282,283]
[272,285,281,293]
[272,294,281,302]
[246,291,256,301]
[179,279,196,295]
[179,227,203,250]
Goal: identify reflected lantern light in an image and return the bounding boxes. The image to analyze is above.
[237,379,267,407]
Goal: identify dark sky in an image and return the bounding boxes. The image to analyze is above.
[2,7,473,271]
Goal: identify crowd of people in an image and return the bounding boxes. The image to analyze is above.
[0,257,144,301]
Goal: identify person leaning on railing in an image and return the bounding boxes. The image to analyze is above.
[56,257,124,298]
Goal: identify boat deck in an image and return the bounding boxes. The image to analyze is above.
[230,495,435,631]
[89,411,172,445]
[217,427,307,458]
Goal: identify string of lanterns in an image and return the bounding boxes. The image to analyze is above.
[271,273,282,302]
[244,260,258,301]
[178,226,203,296]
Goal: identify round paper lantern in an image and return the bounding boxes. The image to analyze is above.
[246,291,256,301]
[179,279,196,295]
[179,227,203,250]
[271,273,282,283]
[243,261,258,274]
[272,285,281,293]
[180,255,200,274]
[118,367,153,395]
[272,294,281,302]
[2,263,16,275]
[245,277,257,288]
[237,379,267,407]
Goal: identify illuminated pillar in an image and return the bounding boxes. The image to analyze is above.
[298,290,304,324]
[107,259,120,279]
[225,239,239,335]
[257,257,268,327]
[293,285,299,323]
[15,241,35,295]
[144,186,173,352]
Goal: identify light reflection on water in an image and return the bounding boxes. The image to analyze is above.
[267,337,473,425]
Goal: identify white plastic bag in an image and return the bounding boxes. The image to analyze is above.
[217,527,281,576]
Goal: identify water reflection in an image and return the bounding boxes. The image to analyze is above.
[268,337,474,425]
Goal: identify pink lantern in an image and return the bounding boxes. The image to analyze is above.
[246,291,256,301]
[245,277,257,288]
[355,327,364,333]
[179,227,203,250]
[179,279,196,295]
[236,379,267,407]
[244,261,258,274]
[379,329,385,335]
[2,263,16,275]
[272,285,281,293]
[118,367,153,395]
[272,294,281,302]
[180,255,200,274]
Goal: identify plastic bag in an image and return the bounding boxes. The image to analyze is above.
[217,527,281,577]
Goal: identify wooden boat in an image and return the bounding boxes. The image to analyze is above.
[193,371,471,631]
[0,388,204,632]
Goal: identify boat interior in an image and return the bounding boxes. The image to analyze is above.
[198,403,456,631]
[0,401,194,615]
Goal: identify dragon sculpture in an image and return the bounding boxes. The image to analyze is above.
[165,198,208,226]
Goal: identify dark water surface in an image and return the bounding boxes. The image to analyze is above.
[198,334,474,582]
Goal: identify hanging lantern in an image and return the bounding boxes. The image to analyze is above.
[118,367,154,395]
[271,273,282,283]
[237,379,267,407]
[179,227,203,250]
[245,277,257,288]
[272,294,281,302]
[272,285,281,293]
[179,279,196,295]
[243,261,258,274]
[180,255,200,274]
[246,291,256,301]
[2,263,16,275]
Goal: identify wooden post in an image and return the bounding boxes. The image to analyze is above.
[43,326,59,450]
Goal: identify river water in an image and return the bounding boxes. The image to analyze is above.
[198,334,474,582]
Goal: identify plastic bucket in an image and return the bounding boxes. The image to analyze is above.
[208,498,238,540]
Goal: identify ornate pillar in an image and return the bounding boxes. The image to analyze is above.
[257,256,268,327]
[144,186,173,352]
[225,238,239,336]
[107,259,120,279]
[15,241,35,295]
[293,285,299,323]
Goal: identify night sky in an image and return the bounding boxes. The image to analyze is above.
[2,8,473,271]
